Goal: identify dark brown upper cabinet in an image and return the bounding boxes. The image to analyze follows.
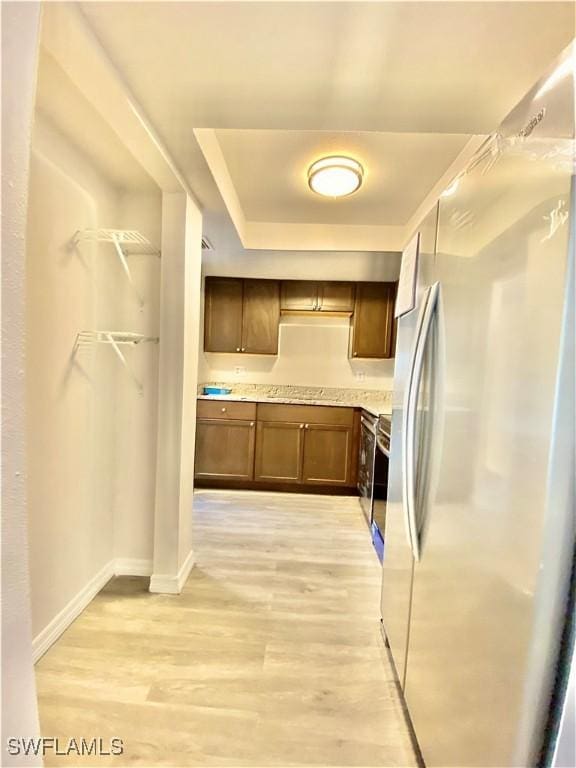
[204,277,243,353]
[280,281,317,311]
[204,277,280,355]
[242,280,281,354]
[349,282,398,359]
[280,281,355,313]
[319,282,355,312]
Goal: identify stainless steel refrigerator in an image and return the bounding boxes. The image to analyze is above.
[381,44,575,768]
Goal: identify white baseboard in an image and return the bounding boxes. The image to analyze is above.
[32,557,154,663]
[114,558,153,577]
[32,559,115,663]
[149,548,195,595]
[177,548,195,592]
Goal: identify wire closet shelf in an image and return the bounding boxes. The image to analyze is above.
[73,331,159,395]
[71,229,161,307]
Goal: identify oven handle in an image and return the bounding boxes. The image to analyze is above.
[361,416,377,435]
[404,282,440,562]
[376,436,390,458]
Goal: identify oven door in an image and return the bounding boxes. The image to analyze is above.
[358,420,376,523]
[371,432,390,559]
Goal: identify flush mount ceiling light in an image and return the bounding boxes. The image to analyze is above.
[308,156,364,197]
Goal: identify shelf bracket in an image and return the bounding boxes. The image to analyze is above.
[104,332,144,395]
[111,234,145,309]
[73,331,158,396]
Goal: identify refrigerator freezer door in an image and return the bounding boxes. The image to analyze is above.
[403,48,575,767]
[380,204,438,688]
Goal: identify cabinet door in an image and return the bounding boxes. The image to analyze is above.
[204,277,243,352]
[319,282,355,312]
[280,281,319,311]
[254,422,304,482]
[302,424,353,485]
[350,282,396,359]
[242,280,280,354]
[194,419,256,480]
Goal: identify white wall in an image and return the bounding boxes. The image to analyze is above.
[199,246,401,390]
[203,245,401,282]
[151,193,202,593]
[25,114,162,642]
[202,316,396,390]
[113,192,161,564]
[1,3,42,763]
[26,115,120,637]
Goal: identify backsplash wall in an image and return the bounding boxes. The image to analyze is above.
[197,316,395,391]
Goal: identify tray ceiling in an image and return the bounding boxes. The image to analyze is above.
[76,0,574,250]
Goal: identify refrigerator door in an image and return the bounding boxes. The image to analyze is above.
[403,48,575,767]
[380,203,438,687]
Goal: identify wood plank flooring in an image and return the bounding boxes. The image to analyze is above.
[35,490,416,767]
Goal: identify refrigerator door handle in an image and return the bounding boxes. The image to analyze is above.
[404,282,440,562]
[402,289,430,560]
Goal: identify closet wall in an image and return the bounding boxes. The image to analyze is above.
[26,112,161,647]
[114,192,161,566]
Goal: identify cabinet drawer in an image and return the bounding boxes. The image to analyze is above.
[257,403,354,427]
[197,399,257,421]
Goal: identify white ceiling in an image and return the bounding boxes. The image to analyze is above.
[214,129,470,225]
[75,1,575,249]
[35,49,157,193]
[80,2,574,133]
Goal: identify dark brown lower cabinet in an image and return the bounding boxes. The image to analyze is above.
[254,422,304,482]
[194,418,256,481]
[195,400,359,493]
[301,424,352,485]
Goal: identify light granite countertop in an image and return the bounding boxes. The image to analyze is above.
[197,384,392,417]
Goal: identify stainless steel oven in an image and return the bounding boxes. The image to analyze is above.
[371,415,390,561]
[357,411,377,523]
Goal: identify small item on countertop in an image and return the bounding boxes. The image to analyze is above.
[203,386,232,395]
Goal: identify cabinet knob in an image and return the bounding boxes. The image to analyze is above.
[241,347,246,352]
[250,421,255,427]
[221,407,227,413]
[305,423,309,429]
[236,347,241,352]
[299,424,304,429]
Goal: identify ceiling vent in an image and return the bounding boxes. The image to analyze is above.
[201,237,213,251]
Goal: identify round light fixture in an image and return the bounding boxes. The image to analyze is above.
[308,156,364,197]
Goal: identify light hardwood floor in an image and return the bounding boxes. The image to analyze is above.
[36,490,417,767]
